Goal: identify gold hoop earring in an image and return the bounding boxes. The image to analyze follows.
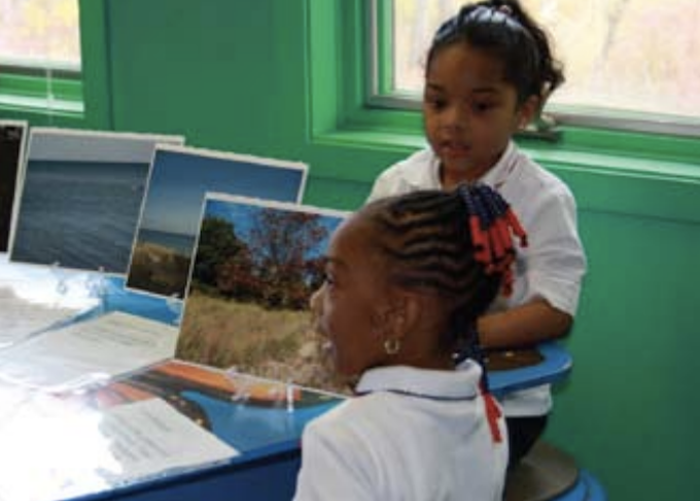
[384,338,401,355]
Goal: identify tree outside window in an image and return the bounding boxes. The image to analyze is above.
[0,0,80,69]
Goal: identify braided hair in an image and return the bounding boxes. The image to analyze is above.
[428,0,564,106]
[364,184,527,362]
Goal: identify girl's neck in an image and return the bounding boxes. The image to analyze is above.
[388,350,454,372]
[439,163,492,190]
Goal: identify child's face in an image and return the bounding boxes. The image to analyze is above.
[314,216,393,380]
[423,42,535,181]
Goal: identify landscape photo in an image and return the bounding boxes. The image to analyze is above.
[0,121,27,252]
[126,145,307,299]
[9,128,183,273]
[176,193,348,394]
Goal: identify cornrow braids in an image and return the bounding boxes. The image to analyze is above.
[428,0,564,105]
[364,184,527,358]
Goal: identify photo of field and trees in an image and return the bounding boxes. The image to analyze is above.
[176,195,348,394]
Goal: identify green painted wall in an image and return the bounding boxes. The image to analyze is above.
[6,0,700,499]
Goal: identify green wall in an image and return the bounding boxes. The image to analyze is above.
[7,1,700,499]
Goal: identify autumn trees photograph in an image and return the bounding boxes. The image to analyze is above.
[176,196,347,394]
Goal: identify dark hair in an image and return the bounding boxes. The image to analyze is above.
[363,184,527,353]
[427,0,564,106]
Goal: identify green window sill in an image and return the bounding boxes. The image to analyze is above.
[311,108,700,225]
[0,68,85,125]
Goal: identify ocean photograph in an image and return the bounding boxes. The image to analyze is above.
[11,160,149,273]
[9,128,183,274]
[176,194,349,395]
[126,145,307,298]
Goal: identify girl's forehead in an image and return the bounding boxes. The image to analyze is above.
[428,43,506,84]
[330,215,384,267]
[330,215,371,253]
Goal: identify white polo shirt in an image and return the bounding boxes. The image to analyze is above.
[367,142,587,416]
[294,363,508,501]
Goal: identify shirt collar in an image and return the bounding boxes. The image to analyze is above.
[401,150,443,190]
[405,141,518,191]
[355,363,481,400]
[478,141,518,190]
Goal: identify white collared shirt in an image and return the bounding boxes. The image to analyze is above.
[294,363,508,501]
[367,143,587,416]
[367,142,586,318]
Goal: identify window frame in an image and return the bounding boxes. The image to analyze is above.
[366,0,700,139]
[308,0,699,168]
[0,63,83,114]
[305,0,699,228]
[0,0,112,129]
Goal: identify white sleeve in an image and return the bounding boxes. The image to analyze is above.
[520,188,587,317]
[293,421,376,501]
[366,168,398,204]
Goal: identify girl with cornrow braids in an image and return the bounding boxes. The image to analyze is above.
[367,0,587,466]
[295,185,521,501]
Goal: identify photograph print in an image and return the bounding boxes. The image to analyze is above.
[0,120,27,253]
[78,359,342,452]
[126,145,307,299]
[176,193,348,394]
[9,128,184,273]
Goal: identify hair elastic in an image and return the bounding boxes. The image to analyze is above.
[498,4,514,16]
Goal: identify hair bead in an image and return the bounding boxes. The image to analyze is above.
[456,183,526,296]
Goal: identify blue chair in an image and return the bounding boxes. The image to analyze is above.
[488,343,572,398]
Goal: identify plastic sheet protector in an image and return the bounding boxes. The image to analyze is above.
[0,311,178,392]
[0,254,100,348]
[0,395,238,501]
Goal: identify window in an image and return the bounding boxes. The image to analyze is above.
[375,0,700,135]
[0,0,82,115]
[0,0,81,68]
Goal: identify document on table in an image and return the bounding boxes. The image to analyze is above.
[0,397,239,501]
[0,311,179,391]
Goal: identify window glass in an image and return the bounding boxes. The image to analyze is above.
[391,0,700,119]
[0,0,81,69]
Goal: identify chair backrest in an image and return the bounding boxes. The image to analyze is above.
[488,342,573,398]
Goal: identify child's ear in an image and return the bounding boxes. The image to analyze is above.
[516,95,540,129]
[385,289,422,339]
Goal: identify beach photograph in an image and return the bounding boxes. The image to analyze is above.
[176,194,348,395]
[9,128,183,273]
[126,145,307,298]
